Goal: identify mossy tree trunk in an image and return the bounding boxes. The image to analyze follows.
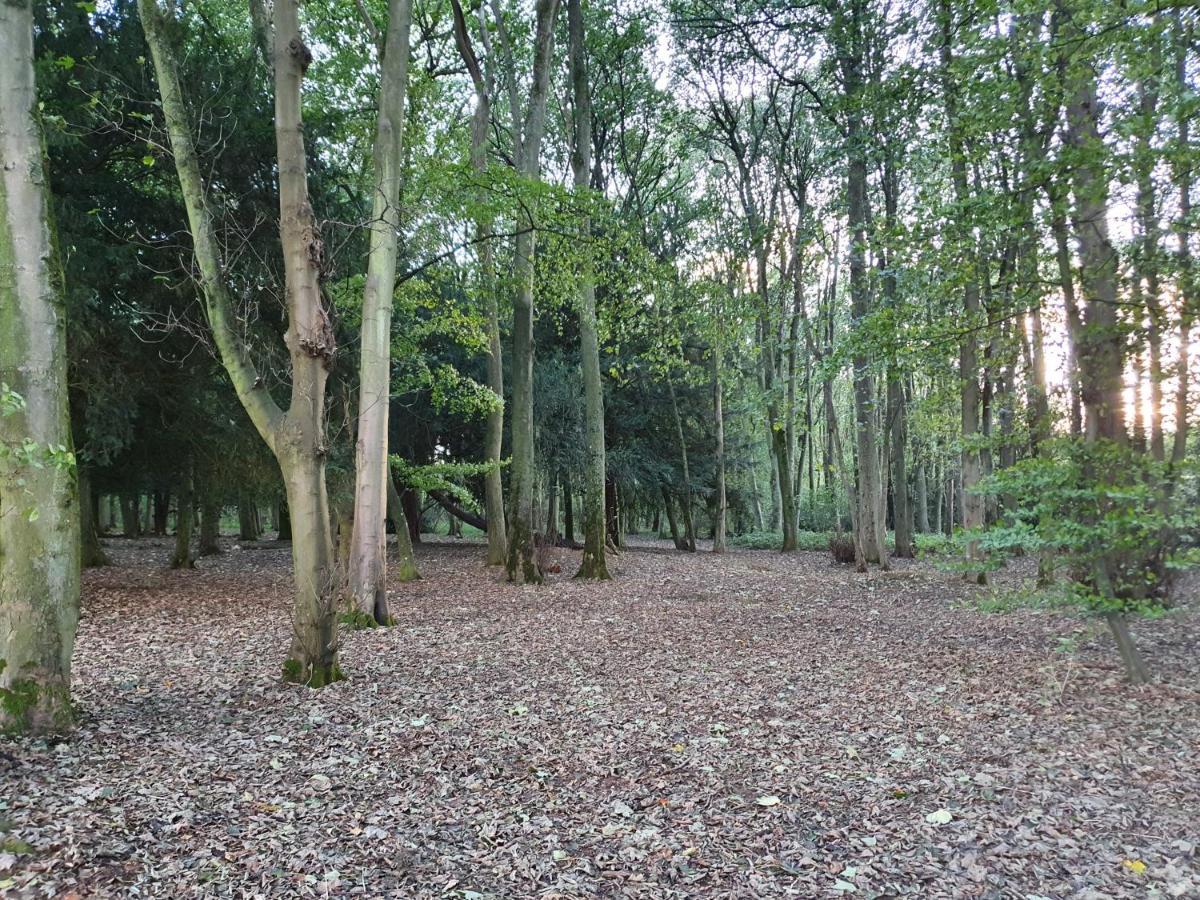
[140,0,341,686]
[0,0,81,735]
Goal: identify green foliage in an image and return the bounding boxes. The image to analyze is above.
[976,439,1199,617]
[389,456,502,507]
[729,530,836,552]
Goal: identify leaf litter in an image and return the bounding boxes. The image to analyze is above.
[1,535,1198,898]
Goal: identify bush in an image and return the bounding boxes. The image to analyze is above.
[729,530,837,551]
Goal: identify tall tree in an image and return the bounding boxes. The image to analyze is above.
[569,0,611,580]
[139,0,342,686]
[505,0,561,584]
[348,0,413,625]
[0,0,81,734]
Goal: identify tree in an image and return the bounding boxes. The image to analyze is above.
[348,0,413,626]
[0,0,81,734]
[569,0,611,580]
[504,0,561,584]
[140,0,342,686]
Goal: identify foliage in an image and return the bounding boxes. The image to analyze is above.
[976,439,1200,617]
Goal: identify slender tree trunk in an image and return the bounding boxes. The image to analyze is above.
[562,472,575,544]
[277,497,292,541]
[78,468,109,567]
[940,0,985,582]
[120,492,140,538]
[170,460,195,569]
[385,467,419,581]
[450,0,507,566]
[889,371,913,557]
[1171,10,1193,467]
[667,376,696,552]
[568,0,609,578]
[505,0,561,584]
[712,334,728,554]
[605,477,620,549]
[153,488,169,535]
[348,0,412,626]
[915,456,930,534]
[0,0,81,734]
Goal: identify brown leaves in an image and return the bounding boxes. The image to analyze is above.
[0,536,1197,897]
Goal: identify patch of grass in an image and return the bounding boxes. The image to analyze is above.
[965,583,1079,614]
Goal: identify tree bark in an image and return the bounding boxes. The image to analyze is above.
[140,0,341,685]
[0,0,81,734]
[348,0,412,626]
[385,465,419,581]
[198,493,223,556]
[940,0,985,582]
[505,0,561,584]
[451,0,507,566]
[78,468,109,567]
[170,460,195,569]
[568,0,610,579]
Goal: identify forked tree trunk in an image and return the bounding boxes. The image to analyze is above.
[0,0,81,734]
[141,0,341,686]
[348,0,412,625]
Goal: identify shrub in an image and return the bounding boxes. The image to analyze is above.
[829,534,856,564]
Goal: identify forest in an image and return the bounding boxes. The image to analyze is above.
[1,0,1198,895]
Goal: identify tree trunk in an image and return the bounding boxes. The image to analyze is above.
[153,488,169,535]
[712,332,728,554]
[605,477,620,549]
[451,0,506,566]
[567,0,610,579]
[505,0,561,584]
[171,461,195,569]
[385,466,419,581]
[1061,0,1142,681]
[940,0,985,582]
[0,0,81,734]
[78,468,109,567]
[198,494,223,556]
[348,0,412,626]
[889,371,913,557]
[120,491,140,538]
[141,0,341,685]
[915,457,930,535]
[238,492,260,541]
[277,497,292,541]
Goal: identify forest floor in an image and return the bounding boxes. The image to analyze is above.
[2,536,1198,899]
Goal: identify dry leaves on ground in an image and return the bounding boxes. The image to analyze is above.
[1,535,1198,898]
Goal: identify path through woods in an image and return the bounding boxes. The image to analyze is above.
[3,540,1198,897]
